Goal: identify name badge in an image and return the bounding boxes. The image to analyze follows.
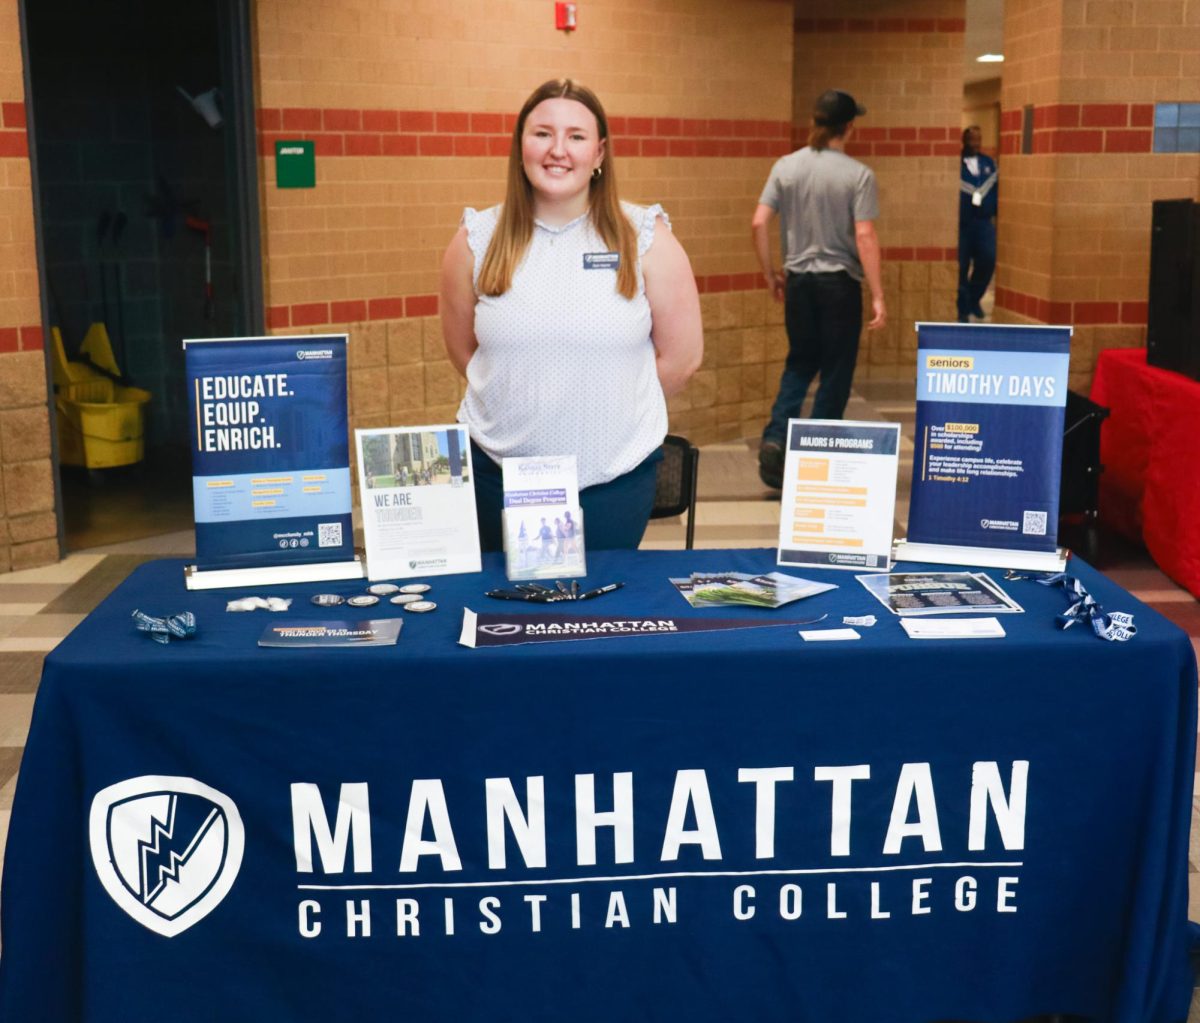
[583,252,620,270]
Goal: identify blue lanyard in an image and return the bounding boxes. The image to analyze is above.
[132,608,198,644]
[1033,573,1136,641]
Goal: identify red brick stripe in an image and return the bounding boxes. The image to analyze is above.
[269,256,958,328]
[795,17,965,33]
[994,287,1147,326]
[0,130,28,158]
[258,108,793,160]
[999,103,1154,155]
[0,99,28,158]
[881,247,957,261]
[0,325,43,353]
[1,101,26,129]
[844,125,961,158]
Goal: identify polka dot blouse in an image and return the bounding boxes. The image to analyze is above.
[458,202,669,489]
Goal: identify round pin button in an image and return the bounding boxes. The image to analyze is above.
[347,595,379,607]
[390,593,421,605]
[399,583,431,594]
[311,593,344,606]
[367,583,400,596]
[403,600,437,613]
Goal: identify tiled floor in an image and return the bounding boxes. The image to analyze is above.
[1,376,1198,1017]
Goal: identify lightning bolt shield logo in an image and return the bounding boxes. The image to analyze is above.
[89,776,245,937]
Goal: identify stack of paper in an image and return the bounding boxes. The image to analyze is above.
[899,617,1006,640]
[671,571,837,609]
[856,571,1022,616]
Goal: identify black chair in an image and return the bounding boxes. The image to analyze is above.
[650,434,700,549]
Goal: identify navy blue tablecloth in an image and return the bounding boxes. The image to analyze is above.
[0,550,1195,1022]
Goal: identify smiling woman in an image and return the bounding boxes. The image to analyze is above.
[440,79,703,552]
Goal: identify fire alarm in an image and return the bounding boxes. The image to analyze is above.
[555,2,577,30]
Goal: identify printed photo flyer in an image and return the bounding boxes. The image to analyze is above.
[355,424,481,580]
[501,455,586,580]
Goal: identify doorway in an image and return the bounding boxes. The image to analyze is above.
[962,0,1003,322]
[22,0,262,550]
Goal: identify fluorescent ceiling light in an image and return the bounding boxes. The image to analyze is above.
[976,53,1004,62]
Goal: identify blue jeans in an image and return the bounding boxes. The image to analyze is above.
[762,271,862,445]
[470,441,662,552]
[957,217,996,319]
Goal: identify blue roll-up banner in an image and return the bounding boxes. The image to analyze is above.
[905,323,1071,559]
[184,335,355,577]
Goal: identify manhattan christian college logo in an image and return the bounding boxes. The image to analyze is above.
[89,776,244,937]
[480,623,522,636]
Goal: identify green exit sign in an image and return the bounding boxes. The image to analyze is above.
[275,140,315,188]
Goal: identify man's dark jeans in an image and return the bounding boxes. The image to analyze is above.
[957,217,996,320]
[762,270,863,445]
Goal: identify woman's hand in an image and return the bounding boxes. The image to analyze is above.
[642,218,703,398]
[440,227,479,376]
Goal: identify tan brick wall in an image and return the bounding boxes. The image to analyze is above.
[794,0,964,377]
[996,0,1200,393]
[0,0,57,573]
[255,0,796,447]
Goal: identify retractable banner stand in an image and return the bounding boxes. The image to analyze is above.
[183,335,362,589]
[894,323,1072,572]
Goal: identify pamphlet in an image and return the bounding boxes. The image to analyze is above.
[257,619,402,648]
[856,571,1023,616]
[502,455,586,580]
[670,571,836,609]
[355,425,481,580]
[777,420,901,572]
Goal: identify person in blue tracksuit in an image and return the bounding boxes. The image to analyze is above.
[958,125,997,322]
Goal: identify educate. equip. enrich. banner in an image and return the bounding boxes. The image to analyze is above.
[184,335,354,572]
[907,324,1071,555]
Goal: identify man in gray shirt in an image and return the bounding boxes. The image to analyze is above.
[752,89,886,489]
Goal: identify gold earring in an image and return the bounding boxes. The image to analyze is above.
[592,165,603,179]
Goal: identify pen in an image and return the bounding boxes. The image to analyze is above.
[570,580,579,599]
[576,582,624,601]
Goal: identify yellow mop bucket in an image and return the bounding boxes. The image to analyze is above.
[52,325,151,469]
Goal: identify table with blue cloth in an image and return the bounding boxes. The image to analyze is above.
[0,549,1195,1022]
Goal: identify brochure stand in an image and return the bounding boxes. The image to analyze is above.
[501,455,587,581]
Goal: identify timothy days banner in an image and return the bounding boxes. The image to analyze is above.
[906,324,1070,557]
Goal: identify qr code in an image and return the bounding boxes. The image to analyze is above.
[317,522,343,548]
[1022,510,1048,536]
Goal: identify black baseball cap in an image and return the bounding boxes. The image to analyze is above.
[813,89,866,126]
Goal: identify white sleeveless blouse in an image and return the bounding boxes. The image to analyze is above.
[458,202,669,489]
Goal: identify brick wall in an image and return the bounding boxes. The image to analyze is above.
[794,0,965,377]
[995,0,1200,392]
[254,0,795,447]
[0,0,56,573]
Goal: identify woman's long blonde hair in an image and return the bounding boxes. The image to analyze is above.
[477,78,638,300]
